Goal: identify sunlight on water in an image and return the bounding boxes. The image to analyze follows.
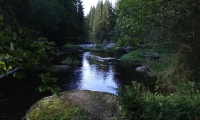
[80,52,119,94]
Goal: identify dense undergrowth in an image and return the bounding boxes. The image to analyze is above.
[118,46,200,119]
[119,81,200,120]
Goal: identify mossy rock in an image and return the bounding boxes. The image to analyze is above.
[25,90,122,120]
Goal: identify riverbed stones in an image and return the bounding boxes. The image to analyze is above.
[25,90,122,120]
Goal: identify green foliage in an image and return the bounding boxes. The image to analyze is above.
[117,0,200,48]
[13,72,25,79]
[117,0,200,101]
[62,57,79,65]
[5,0,87,45]
[121,49,151,62]
[119,81,200,120]
[38,73,61,96]
[88,6,96,40]
[92,1,103,42]
[88,0,116,42]
[0,10,61,94]
[108,26,119,42]
[95,44,104,49]
[101,0,116,41]
[61,44,76,49]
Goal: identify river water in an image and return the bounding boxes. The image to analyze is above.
[0,50,155,119]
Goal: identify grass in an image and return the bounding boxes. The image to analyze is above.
[120,47,193,92]
[26,97,89,120]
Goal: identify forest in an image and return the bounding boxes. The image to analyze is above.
[0,0,200,119]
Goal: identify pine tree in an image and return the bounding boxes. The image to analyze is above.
[92,0,103,42]
[89,7,96,31]
[88,6,96,40]
[77,0,85,43]
[101,0,114,41]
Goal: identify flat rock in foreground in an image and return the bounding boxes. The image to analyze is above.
[26,90,122,120]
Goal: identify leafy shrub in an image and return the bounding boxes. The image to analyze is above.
[61,44,78,49]
[118,81,200,120]
[62,57,79,65]
[121,49,151,63]
[95,44,104,49]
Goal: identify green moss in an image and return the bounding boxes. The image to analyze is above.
[27,97,88,120]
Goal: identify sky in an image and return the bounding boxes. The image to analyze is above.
[82,0,116,16]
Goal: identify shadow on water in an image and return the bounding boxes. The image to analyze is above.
[0,50,155,119]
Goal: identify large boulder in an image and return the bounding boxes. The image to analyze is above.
[25,90,122,120]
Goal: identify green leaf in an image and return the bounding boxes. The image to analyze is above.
[38,37,47,41]
[13,72,25,79]
[8,66,12,70]
[0,14,4,21]
[38,41,45,47]
[18,29,23,34]
[0,54,5,60]
[10,42,15,50]
[46,46,52,50]
[38,84,50,92]
[50,85,61,96]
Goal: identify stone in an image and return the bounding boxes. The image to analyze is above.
[135,66,154,77]
[152,52,160,60]
[135,66,149,72]
[124,46,133,50]
[25,90,122,120]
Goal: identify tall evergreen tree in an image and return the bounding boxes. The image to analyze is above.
[58,0,79,44]
[6,0,87,45]
[88,6,96,40]
[77,0,85,43]
[101,0,115,41]
[92,0,103,42]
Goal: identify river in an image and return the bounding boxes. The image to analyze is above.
[0,50,155,119]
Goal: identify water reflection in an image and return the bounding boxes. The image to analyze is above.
[60,51,154,95]
[80,52,119,94]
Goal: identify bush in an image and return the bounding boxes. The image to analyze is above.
[62,57,79,64]
[61,44,76,49]
[120,49,151,63]
[118,81,200,120]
